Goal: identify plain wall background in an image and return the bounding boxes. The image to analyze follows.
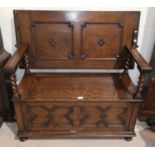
[0,7,155,84]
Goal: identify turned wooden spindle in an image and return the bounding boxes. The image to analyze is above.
[24,52,30,74]
[10,73,20,98]
[134,73,145,99]
[123,53,131,74]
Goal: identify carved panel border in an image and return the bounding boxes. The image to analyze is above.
[31,21,74,61]
[80,22,124,61]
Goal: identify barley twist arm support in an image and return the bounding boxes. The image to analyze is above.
[10,73,20,98]
[125,45,152,99]
[4,44,29,99]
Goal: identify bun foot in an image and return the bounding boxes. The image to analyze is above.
[124,137,132,141]
[19,137,28,142]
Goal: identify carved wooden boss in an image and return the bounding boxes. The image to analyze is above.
[4,10,151,141]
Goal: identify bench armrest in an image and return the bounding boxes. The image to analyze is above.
[4,44,29,73]
[125,45,152,99]
[125,45,151,73]
[0,50,11,66]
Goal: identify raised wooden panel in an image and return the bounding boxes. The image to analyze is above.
[31,22,73,60]
[22,102,74,131]
[77,102,132,131]
[81,23,123,60]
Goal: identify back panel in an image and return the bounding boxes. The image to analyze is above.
[14,10,140,69]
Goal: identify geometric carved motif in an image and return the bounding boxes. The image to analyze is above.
[96,106,110,127]
[79,107,90,126]
[26,105,74,129]
[79,106,127,128]
[117,107,128,127]
[25,104,128,130]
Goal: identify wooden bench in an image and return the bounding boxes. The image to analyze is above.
[4,10,151,141]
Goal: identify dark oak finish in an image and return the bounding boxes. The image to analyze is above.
[4,10,151,141]
[0,29,14,124]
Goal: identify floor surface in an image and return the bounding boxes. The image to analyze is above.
[0,121,155,147]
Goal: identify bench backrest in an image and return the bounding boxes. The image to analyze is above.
[14,10,140,69]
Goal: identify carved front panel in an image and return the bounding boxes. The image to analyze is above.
[31,22,73,60]
[21,101,133,132]
[22,102,74,131]
[81,23,123,60]
[77,102,132,131]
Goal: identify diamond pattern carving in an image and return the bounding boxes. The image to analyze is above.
[25,105,74,129]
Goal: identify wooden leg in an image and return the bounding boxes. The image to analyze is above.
[19,137,28,142]
[124,137,133,141]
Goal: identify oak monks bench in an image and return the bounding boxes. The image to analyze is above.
[4,10,151,141]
